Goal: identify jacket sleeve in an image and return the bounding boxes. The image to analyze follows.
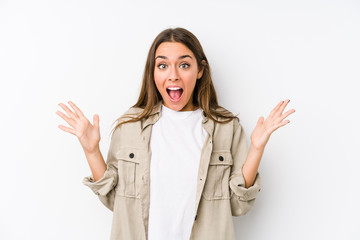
[82,127,120,212]
[229,118,261,216]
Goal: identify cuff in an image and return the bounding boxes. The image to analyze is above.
[230,172,261,201]
[82,166,118,196]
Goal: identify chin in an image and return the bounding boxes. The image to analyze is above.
[167,103,183,111]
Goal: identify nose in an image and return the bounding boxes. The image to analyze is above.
[168,66,179,81]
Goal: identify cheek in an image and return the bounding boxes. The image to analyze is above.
[153,72,165,90]
[183,72,198,90]
[153,80,163,95]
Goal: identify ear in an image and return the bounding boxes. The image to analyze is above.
[197,60,206,79]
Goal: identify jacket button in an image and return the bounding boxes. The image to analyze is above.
[219,156,224,161]
[129,153,134,158]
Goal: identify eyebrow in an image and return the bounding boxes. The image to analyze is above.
[155,55,193,60]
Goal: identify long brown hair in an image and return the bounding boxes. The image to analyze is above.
[113,27,237,130]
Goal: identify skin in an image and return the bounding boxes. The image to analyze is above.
[56,42,296,187]
[57,102,106,181]
[243,99,295,187]
[154,42,204,111]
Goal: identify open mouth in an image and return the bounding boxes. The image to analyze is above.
[166,87,183,102]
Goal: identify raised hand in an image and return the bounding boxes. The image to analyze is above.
[250,99,295,150]
[56,101,101,154]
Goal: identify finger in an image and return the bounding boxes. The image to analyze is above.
[68,101,85,118]
[276,99,291,117]
[279,108,295,122]
[93,114,99,130]
[270,120,290,133]
[58,124,77,136]
[269,100,284,118]
[257,116,264,126]
[56,110,77,127]
[58,103,78,120]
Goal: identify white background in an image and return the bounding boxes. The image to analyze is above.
[1,0,359,239]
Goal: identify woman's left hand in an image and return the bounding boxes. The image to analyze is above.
[250,99,295,150]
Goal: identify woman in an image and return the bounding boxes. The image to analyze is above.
[57,27,295,240]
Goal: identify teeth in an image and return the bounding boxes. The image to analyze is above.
[167,87,182,90]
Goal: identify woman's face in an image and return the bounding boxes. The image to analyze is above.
[154,42,203,111]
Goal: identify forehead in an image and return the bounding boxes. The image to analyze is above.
[155,42,195,58]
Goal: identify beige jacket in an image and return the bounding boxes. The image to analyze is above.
[83,101,261,240]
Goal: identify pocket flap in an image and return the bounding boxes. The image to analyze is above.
[209,151,233,165]
[116,147,143,164]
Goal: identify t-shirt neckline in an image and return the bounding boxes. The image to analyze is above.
[161,104,202,120]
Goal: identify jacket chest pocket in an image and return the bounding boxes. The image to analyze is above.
[115,148,143,198]
[202,151,233,200]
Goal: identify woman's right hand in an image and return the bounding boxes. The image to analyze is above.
[56,101,101,154]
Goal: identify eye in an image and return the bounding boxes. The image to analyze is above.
[180,63,190,69]
[157,63,167,69]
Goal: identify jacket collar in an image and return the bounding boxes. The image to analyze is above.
[141,100,209,130]
[141,101,162,130]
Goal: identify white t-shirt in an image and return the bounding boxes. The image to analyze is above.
[148,104,207,240]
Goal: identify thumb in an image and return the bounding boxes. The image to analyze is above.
[257,116,264,126]
[93,114,100,129]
